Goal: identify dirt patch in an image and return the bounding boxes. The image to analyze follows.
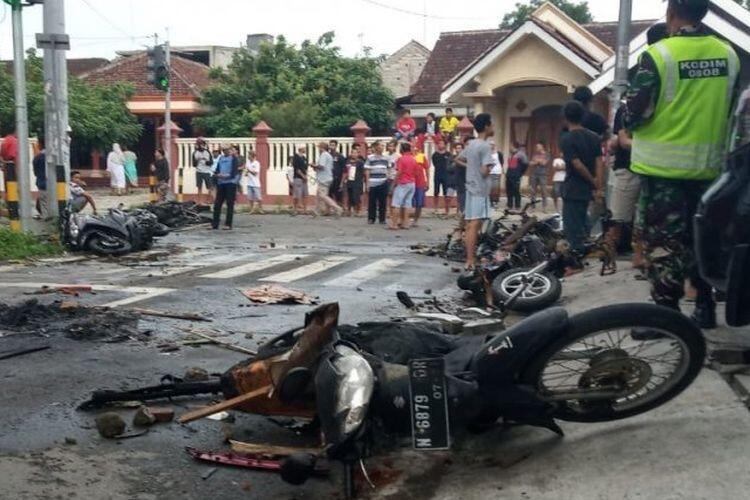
[0,299,143,341]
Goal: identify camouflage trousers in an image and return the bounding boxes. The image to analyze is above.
[638,177,713,307]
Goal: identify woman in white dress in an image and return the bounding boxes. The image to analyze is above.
[107,143,126,196]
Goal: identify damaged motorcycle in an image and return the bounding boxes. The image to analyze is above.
[81,301,705,498]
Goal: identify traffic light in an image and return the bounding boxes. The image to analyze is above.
[146,44,169,91]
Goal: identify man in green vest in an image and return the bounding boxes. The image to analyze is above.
[626,0,740,329]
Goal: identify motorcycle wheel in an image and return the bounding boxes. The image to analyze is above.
[522,303,705,423]
[491,268,562,312]
[86,231,133,256]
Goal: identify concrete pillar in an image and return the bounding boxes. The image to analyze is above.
[457,116,474,141]
[253,121,273,198]
[156,121,183,193]
[350,119,371,153]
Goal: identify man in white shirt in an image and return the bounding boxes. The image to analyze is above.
[489,141,504,207]
[244,151,264,215]
[192,138,214,205]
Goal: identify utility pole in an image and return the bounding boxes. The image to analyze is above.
[164,34,172,162]
[10,0,32,231]
[40,0,71,220]
[611,0,633,119]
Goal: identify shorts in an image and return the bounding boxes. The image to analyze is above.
[246,186,261,201]
[347,182,362,206]
[447,188,457,197]
[553,181,564,199]
[196,172,213,190]
[392,182,415,208]
[610,168,642,223]
[293,178,308,199]
[412,187,426,208]
[317,181,331,197]
[464,192,491,221]
[457,189,466,213]
[434,176,449,196]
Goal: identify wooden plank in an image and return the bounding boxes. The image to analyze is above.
[229,440,321,457]
[178,385,272,424]
[128,308,212,322]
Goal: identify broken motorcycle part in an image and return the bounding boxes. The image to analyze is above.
[185,447,329,476]
[78,377,223,410]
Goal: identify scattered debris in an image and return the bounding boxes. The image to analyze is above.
[64,437,77,445]
[179,328,257,356]
[207,411,232,421]
[133,406,157,427]
[129,308,212,322]
[95,412,126,438]
[229,440,321,457]
[240,285,319,305]
[0,300,142,342]
[143,201,212,229]
[201,467,218,481]
[178,385,272,424]
[226,313,267,320]
[185,447,330,476]
[28,284,94,297]
[0,345,51,361]
[150,407,175,423]
[184,367,210,382]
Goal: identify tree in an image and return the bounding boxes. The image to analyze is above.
[195,33,395,137]
[501,0,592,30]
[0,50,142,151]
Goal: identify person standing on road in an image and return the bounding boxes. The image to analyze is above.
[244,151,264,215]
[345,143,365,217]
[390,142,417,230]
[454,113,495,271]
[193,138,214,205]
[626,0,740,328]
[150,148,171,202]
[505,143,527,209]
[211,145,241,230]
[412,145,429,227]
[32,141,48,219]
[312,142,342,217]
[551,156,566,212]
[560,101,605,258]
[365,141,390,225]
[489,141,504,208]
[291,146,309,216]
[385,140,399,218]
[107,143,126,196]
[432,141,452,216]
[122,145,138,193]
[453,142,467,216]
[529,142,550,211]
[329,140,346,205]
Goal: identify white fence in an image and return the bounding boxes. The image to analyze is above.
[175,136,399,197]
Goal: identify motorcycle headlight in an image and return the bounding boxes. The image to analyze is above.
[315,344,374,448]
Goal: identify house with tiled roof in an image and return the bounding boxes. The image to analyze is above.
[81,52,212,174]
[405,0,750,155]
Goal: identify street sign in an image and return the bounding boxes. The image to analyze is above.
[36,33,71,51]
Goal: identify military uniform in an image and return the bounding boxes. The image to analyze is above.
[625,10,740,322]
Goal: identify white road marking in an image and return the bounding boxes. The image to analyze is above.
[260,256,355,283]
[201,254,307,279]
[0,282,175,308]
[137,252,246,277]
[324,258,403,288]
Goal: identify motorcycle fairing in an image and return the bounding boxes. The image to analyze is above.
[471,307,570,384]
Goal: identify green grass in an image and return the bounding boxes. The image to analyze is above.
[0,227,63,261]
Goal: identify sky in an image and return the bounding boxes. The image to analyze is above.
[0,0,668,61]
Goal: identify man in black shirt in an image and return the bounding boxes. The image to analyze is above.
[291,146,309,216]
[432,141,452,216]
[573,86,609,140]
[329,140,346,205]
[560,101,605,256]
[150,148,171,202]
[32,141,47,219]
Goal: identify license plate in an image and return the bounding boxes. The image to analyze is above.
[408,358,450,450]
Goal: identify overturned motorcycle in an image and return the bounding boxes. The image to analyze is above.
[61,203,170,256]
[81,301,705,498]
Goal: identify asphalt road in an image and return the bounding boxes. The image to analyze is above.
[1,213,749,500]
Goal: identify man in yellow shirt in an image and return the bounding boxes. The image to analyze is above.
[439,108,460,143]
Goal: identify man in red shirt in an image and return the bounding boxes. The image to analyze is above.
[390,142,417,230]
[395,110,417,141]
[0,130,19,164]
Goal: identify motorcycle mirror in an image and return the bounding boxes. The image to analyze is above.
[280,453,317,485]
